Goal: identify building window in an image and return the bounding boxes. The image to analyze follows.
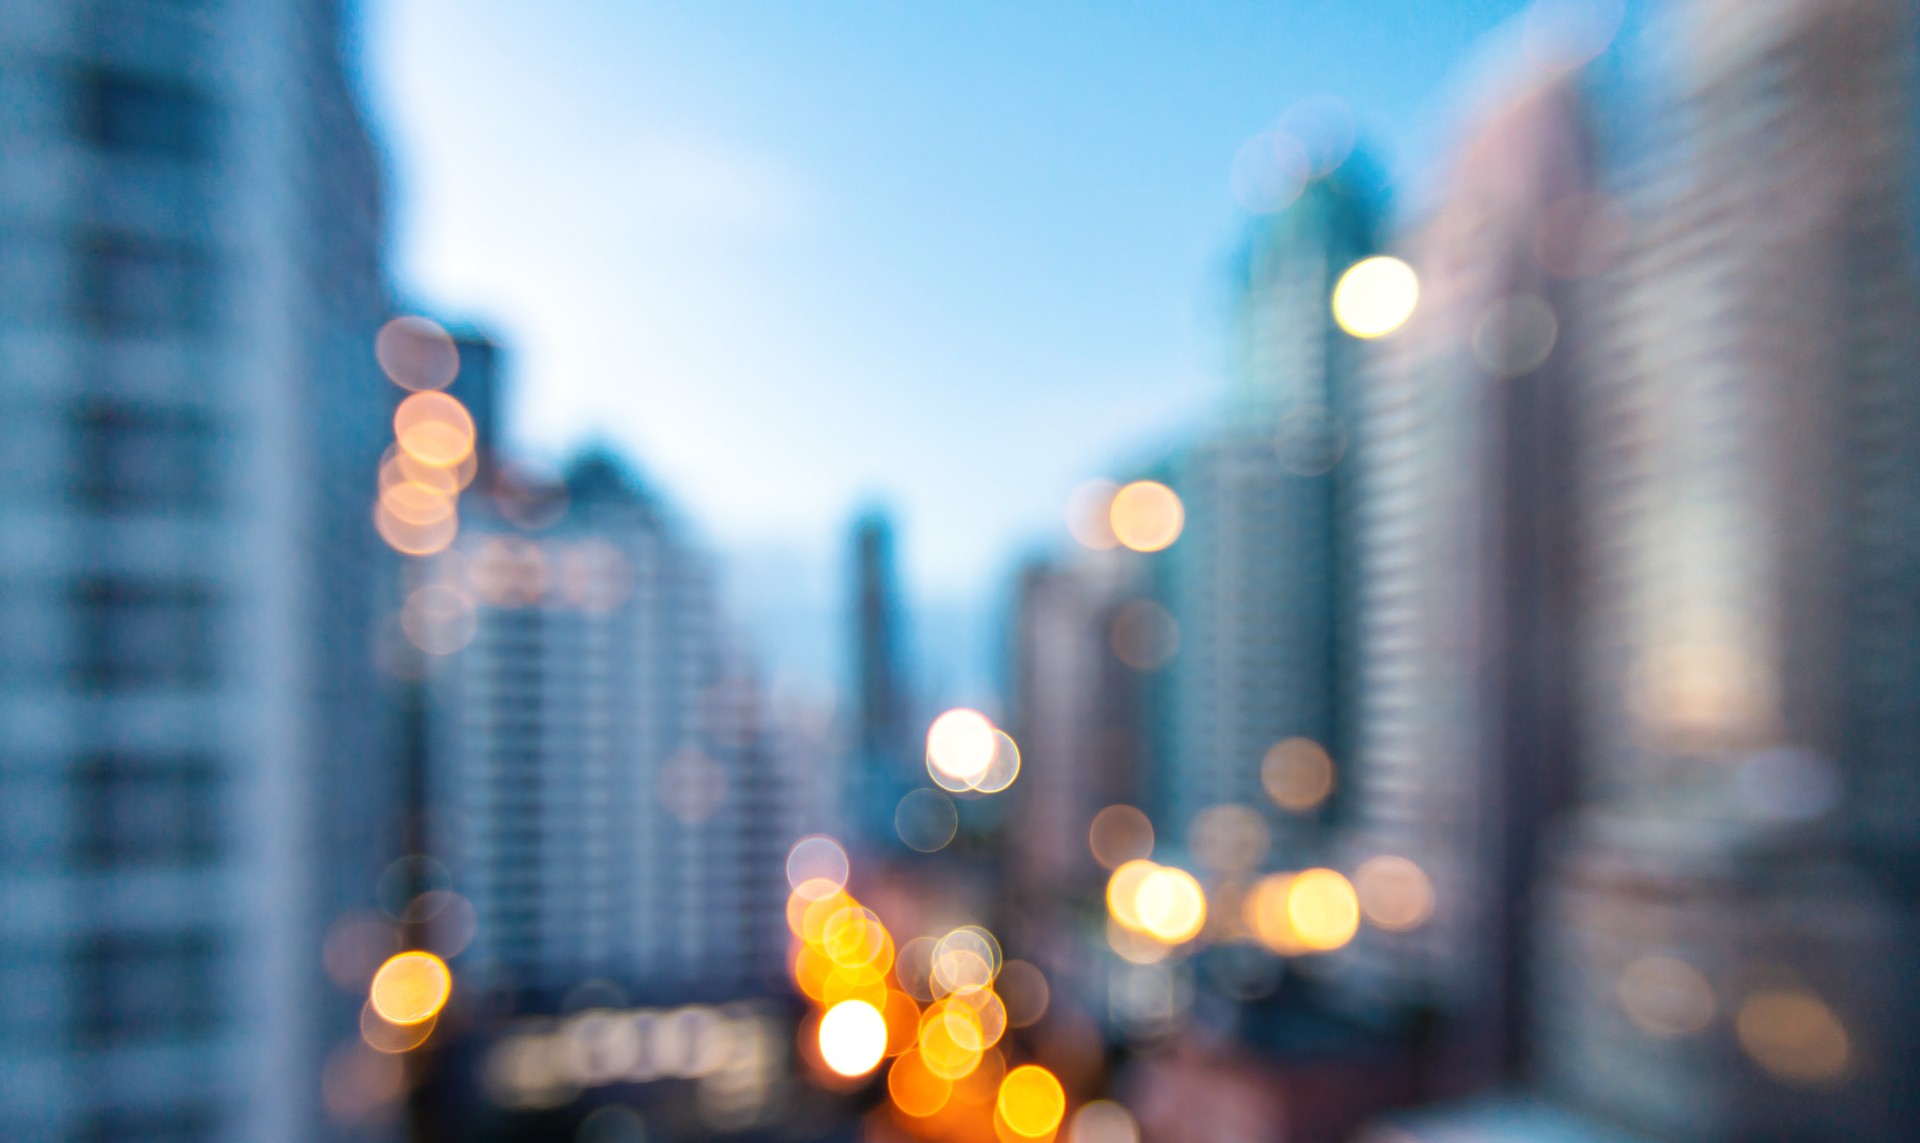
[77,233,219,335]
[70,400,219,513]
[73,68,217,161]
[69,753,222,869]
[68,931,221,1048]
[71,579,218,688]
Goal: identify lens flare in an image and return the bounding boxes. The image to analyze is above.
[1286,869,1360,952]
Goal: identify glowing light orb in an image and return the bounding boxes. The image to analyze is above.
[375,315,460,392]
[1088,805,1154,870]
[1262,738,1335,812]
[368,950,452,1026]
[1617,955,1714,1039]
[1736,989,1850,1086]
[1332,256,1419,339]
[1135,866,1207,945]
[393,392,476,468]
[1286,869,1360,952]
[1070,1100,1140,1143]
[1105,860,1160,933]
[997,1064,1067,1138]
[817,999,888,1077]
[1354,855,1435,932]
[889,1049,953,1117]
[786,835,850,896]
[927,709,999,787]
[1108,481,1184,553]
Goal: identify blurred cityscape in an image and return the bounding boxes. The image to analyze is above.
[3,1,1919,1141]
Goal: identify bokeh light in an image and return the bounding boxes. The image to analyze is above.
[786,836,850,896]
[1262,737,1335,812]
[1285,869,1360,952]
[400,584,477,655]
[997,960,1050,1028]
[393,392,476,468]
[927,708,999,788]
[1134,866,1207,945]
[368,950,452,1026]
[1105,860,1160,934]
[1736,989,1850,1086]
[896,788,960,851]
[1354,855,1435,932]
[375,315,460,392]
[1246,873,1308,955]
[360,1000,436,1054]
[1069,1100,1139,1143]
[1109,598,1179,671]
[1616,955,1715,1039]
[818,999,888,1078]
[889,1049,953,1117]
[997,1064,1066,1139]
[1190,804,1270,874]
[1066,479,1120,550]
[1108,481,1184,553]
[375,500,459,557]
[1088,805,1154,869]
[1472,294,1559,378]
[1331,255,1419,339]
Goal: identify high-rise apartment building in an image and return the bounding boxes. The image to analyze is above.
[1335,66,1598,1089]
[0,2,397,1140]
[426,452,785,1004]
[1534,0,1920,1137]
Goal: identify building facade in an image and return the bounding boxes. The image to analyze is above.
[0,1,398,1140]
[426,453,786,1005]
[1536,0,1920,1137]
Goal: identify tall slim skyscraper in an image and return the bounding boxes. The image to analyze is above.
[846,509,914,853]
[1334,65,1598,1089]
[1536,1,1920,1137]
[0,2,397,1140]
[426,451,785,1003]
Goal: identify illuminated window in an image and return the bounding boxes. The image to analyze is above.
[70,579,218,687]
[77,233,219,334]
[73,68,217,160]
[69,753,223,869]
[69,931,221,1047]
[71,400,218,512]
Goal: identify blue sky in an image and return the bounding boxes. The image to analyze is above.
[356,0,1629,698]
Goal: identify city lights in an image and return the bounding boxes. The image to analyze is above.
[997,1064,1067,1138]
[1088,804,1154,869]
[1069,1100,1141,1143]
[1262,737,1335,812]
[1285,869,1360,952]
[375,315,460,392]
[368,950,452,1026]
[889,1049,953,1117]
[1331,255,1420,338]
[1354,855,1435,932]
[1108,481,1185,553]
[927,708,999,787]
[1616,955,1715,1039]
[394,392,477,468]
[1736,990,1851,1087]
[1106,860,1206,946]
[818,999,889,1077]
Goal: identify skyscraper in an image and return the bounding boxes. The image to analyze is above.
[1334,63,1599,1089]
[0,2,397,1139]
[1151,163,1381,859]
[425,451,786,1004]
[845,509,915,854]
[1534,0,1920,1137]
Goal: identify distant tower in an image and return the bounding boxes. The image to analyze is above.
[847,510,914,851]
[428,451,783,1003]
[1151,163,1382,863]
[1537,1,1920,1138]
